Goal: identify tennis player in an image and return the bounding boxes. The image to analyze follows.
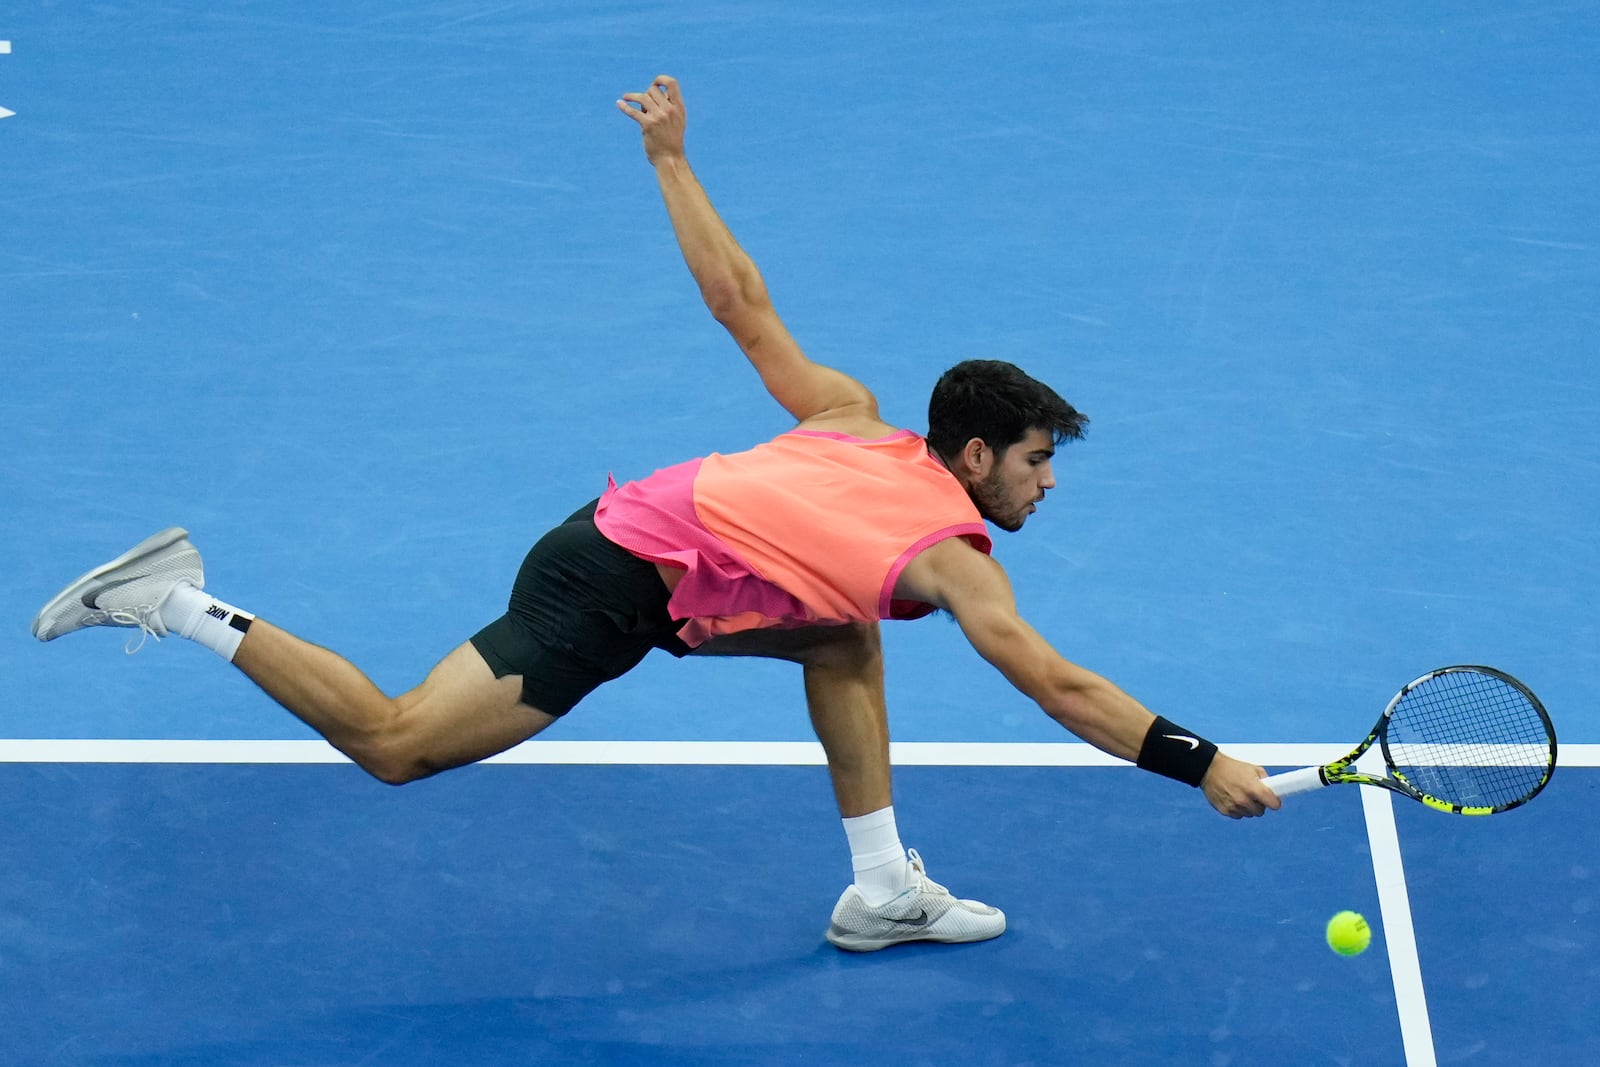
[33,74,1280,953]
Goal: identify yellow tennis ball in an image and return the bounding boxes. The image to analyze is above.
[1326,910,1371,956]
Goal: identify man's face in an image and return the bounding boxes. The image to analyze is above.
[970,427,1057,532]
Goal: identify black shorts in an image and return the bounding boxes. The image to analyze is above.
[469,500,692,715]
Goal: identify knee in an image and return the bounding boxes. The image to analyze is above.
[364,756,429,787]
[346,716,434,786]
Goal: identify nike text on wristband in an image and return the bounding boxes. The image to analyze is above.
[1135,715,1218,787]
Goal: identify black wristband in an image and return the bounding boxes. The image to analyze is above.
[1136,715,1218,787]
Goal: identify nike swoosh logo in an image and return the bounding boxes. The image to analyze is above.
[81,576,141,610]
[1164,734,1200,750]
[891,910,932,928]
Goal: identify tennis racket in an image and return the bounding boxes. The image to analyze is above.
[1264,665,1556,815]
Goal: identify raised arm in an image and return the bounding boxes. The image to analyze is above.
[895,539,1281,819]
[616,75,877,425]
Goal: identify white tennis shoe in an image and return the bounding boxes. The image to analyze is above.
[32,527,203,649]
[826,848,1006,951]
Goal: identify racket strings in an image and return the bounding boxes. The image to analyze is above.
[1384,669,1553,809]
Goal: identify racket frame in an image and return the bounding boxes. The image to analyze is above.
[1266,665,1557,815]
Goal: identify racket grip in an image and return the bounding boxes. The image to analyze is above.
[1262,766,1327,798]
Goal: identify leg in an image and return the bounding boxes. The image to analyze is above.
[233,621,557,784]
[36,510,667,786]
[799,626,891,818]
[694,623,890,817]
[31,526,555,783]
[694,624,1005,950]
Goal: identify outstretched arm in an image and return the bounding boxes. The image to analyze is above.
[897,539,1281,819]
[616,75,876,424]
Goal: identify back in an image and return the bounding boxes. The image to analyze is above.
[596,429,991,645]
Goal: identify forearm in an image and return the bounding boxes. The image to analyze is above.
[651,154,764,315]
[959,606,1162,762]
[1045,668,1219,788]
[1043,668,1156,762]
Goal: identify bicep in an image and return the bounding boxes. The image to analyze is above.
[718,299,877,423]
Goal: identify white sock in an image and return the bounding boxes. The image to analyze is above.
[158,582,255,662]
[843,806,910,906]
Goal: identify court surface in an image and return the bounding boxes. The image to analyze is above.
[3,3,1597,1064]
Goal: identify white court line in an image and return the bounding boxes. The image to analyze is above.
[0,739,1422,765]
[0,739,1306,764]
[1363,786,1437,1067]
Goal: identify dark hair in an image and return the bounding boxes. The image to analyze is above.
[926,360,1087,460]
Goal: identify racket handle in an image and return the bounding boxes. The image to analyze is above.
[1263,766,1327,798]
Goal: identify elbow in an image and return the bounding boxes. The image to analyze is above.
[701,272,767,324]
[700,277,742,321]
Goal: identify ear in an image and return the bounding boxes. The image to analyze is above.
[959,437,992,475]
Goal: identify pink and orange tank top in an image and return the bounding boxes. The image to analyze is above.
[594,429,993,647]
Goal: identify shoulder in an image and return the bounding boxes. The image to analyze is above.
[893,535,1008,610]
[794,409,898,439]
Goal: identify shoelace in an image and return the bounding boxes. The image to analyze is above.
[100,607,164,655]
[904,849,952,898]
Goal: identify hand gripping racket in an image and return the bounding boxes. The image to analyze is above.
[1264,666,1556,815]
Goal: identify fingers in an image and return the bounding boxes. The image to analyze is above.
[1252,763,1282,810]
[616,75,681,116]
[617,90,653,114]
[615,96,645,124]
[1234,780,1278,818]
[1208,758,1282,818]
[1239,787,1280,817]
[1219,784,1278,819]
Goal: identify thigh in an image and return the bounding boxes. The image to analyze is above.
[691,621,880,667]
[392,642,561,775]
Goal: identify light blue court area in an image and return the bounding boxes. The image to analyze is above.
[2,2,1598,1065]
[3,1,1597,746]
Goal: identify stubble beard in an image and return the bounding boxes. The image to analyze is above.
[973,467,1026,533]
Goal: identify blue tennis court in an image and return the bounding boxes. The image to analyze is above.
[3,3,1597,1064]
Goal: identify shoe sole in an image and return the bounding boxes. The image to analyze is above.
[826,923,1006,952]
[32,527,192,640]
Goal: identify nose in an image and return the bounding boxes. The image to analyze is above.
[1039,462,1056,491]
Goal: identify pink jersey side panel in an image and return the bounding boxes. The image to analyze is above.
[593,459,810,648]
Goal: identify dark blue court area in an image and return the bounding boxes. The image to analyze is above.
[0,763,1471,1064]
[3,2,1597,1064]
[1,759,1595,1065]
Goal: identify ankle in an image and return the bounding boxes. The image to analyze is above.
[159,582,254,661]
[842,806,909,905]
